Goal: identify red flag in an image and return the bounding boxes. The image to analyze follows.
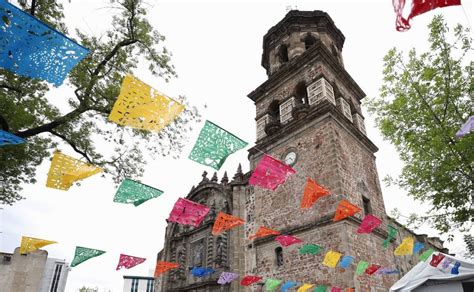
[430,253,446,267]
[410,0,461,19]
[154,261,179,277]
[301,178,330,209]
[212,212,245,236]
[249,226,280,240]
[333,200,361,222]
[394,0,461,31]
[365,264,381,275]
[240,275,262,286]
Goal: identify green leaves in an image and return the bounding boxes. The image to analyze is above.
[366,15,473,234]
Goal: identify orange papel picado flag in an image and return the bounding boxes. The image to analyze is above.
[301,178,330,209]
[333,199,361,221]
[322,250,342,268]
[46,151,103,190]
[20,236,57,254]
[212,212,245,236]
[394,237,415,256]
[249,226,280,240]
[154,261,179,277]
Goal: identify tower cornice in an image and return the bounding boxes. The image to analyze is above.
[248,41,366,102]
[261,10,345,71]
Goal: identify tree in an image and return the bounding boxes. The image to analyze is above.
[366,15,473,234]
[0,0,200,205]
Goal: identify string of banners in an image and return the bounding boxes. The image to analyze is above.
[17,168,462,279]
[0,0,469,289]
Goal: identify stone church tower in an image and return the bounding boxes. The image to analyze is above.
[155,10,447,292]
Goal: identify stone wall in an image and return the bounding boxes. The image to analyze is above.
[0,248,48,292]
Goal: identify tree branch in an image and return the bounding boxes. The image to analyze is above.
[30,0,37,16]
[0,83,23,94]
[0,114,9,131]
[48,129,93,164]
[15,107,86,138]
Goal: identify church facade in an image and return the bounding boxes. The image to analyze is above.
[155,10,447,291]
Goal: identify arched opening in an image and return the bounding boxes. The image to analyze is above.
[278,45,289,64]
[275,247,284,266]
[331,45,339,59]
[268,100,280,122]
[294,82,308,104]
[304,34,317,50]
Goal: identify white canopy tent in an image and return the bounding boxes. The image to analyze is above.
[390,252,474,292]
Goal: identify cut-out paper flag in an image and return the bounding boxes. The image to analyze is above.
[281,281,299,292]
[154,261,179,277]
[275,235,303,247]
[265,278,282,291]
[249,154,296,191]
[356,261,369,275]
[314,285,328,292]
[188,120,248,170]
[379,268,400,275]
[451,261,461,275]
[297,283,314,292]
[217,272,239,284]
[212,212,245,236]
[0,1,89,86]
[383,225,397,248]
[394,237,414,256]
[113,179,163,207]
[240,275,262,286]
[456,116,473,138]
[249,226,280,240]
[0,130,25,147]
[322,250,342,268]
[430,253,445,267]
[109,75,184,132]
[299,244,322,255]
[191,266,215,277]
[338,256,354,269]
[116,254,146,270]
[393,0,461,31]
[46,151,103,191]
[365,264,381,275]
[167,198,210,227]
[333,199,361,222]
[71,246,106,267]
[20,236,56,254]
[441,258,453,270]
[413,242,425,254]
[419,248,434,261]
[300,178,330,209]
[357,214,382,234]
[331,288,342,292]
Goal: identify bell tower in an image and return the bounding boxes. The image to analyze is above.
[245,10,395,290]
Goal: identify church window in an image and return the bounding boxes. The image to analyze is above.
[278,45,289,64]
[294,82,308,104]
[268,100,281,122]
[304,34,317,50]
[362,196,372,215]
[275,247,284,266]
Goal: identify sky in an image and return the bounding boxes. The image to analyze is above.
[0,0,472,291]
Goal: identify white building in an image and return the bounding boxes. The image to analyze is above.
[0,247,69,292]
[123,275,155,292]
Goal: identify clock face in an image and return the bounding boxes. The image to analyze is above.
[284,151,297,166]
